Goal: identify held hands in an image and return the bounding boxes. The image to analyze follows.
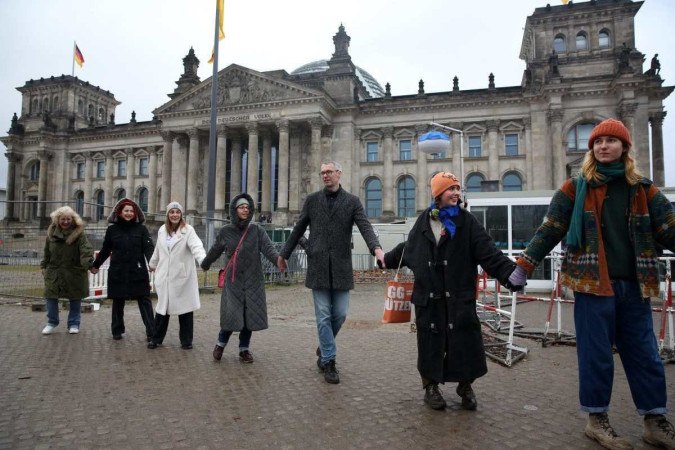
[148,267,155,272]
[374,248,386,269]
[277,256,287,272]
[89,267,99,274]
[507,265,528,292]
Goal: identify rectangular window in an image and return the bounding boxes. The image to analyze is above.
[139,158,149,176]
[117,159,126,177]
[399,140,412,161]
[505,134,519,156]
[472,205,508,249]
[468,136,482,157]
[76,162,85,179]
[366,142,378,162]
[96,161,105,178]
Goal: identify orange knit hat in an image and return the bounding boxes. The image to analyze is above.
[431,172,461,198]
[587,118,632,149]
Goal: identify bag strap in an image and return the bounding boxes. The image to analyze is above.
[394,246,405,283]
[222,225,251,282]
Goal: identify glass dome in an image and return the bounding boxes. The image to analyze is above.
[291,59,385,98]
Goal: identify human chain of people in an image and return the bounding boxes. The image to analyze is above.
[38,119,675,449]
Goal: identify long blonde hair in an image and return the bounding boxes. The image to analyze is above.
[50,206,84,228]
[580,144,642,185]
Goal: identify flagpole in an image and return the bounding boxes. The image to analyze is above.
[205,0,221,254]
[71,41,76,76]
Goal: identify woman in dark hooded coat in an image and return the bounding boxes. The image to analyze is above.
[201,193,286,363]
[92,198,155,342]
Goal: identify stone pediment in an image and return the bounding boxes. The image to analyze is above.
[156,64,324,115]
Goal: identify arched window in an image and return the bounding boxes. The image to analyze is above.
[78,99,84,114]
[88,104,94,119]
[138,188,149,213]
[52,96,59,112]
[576,32,588,51]
[29,161,40,181]
[466,173,485,193]
[43,97,49,112]
[365,178,382,218]
[95,191,105,221]
[598,29,610,49]
[502,172,523,191]
[116,189,126,201]
[32,99,39,114]
[567,122,596,152]
[98,108,105,122]
[397,176,416,217]
[75,191,84,216]
[553,34,566,53]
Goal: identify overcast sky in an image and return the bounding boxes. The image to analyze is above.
[1,0,674,189]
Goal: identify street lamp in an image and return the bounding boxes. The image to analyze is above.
[418,122,465,197]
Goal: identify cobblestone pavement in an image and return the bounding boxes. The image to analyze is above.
[1,282,674,449]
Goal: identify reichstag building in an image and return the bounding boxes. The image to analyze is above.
[1,0,671,226]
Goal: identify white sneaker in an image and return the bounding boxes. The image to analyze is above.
[42,324,56,335]
[68,327,79,334]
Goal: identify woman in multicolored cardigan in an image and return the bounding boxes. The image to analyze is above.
[509,119,675,449]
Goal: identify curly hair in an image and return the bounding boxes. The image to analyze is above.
[49,206,84,228]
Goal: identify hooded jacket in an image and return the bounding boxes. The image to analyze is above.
[201,193,279,331]
[93,198,155,299]
[41,210,94,299]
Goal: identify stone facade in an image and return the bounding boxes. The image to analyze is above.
[1,0,672,226]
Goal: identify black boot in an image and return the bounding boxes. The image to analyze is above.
[456,381,477,410]
[424,383,447,410]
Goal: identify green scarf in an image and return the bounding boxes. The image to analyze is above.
[566,162,625,249]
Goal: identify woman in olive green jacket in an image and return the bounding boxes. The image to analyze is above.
[40,206,94,335]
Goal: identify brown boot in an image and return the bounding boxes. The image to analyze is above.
[584,413,633,450]
[643,414,675,450]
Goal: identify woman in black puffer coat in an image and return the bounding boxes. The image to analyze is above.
[92,198,155,342]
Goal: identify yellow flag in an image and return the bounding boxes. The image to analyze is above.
[217,0,225,40]
[561,0,570,4]
[208,48,215,64]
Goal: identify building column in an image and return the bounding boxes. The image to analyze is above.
[246,123,259,202]
[649,112,666,186]
[619,103,641,174]
[4,152,21,219]
[547,109,565,189]
[160,131,173,211]
[276,120,290,224]
[105,151,114,207]
[83,152,93,220]
[37,150,51,219]
[486,120,500,181]
[415,124,429,212]
[125,148,135,200]
[451,125,461,178]
[148,147,158,217]
[523,117,533,190]
[230,132,243,205]
[288,127,302,216]
[309,118,323,193]
[215,125,228,217]
[382,126,394,218]
[171,134,188,207]
[261,129,273,217]
[186,129,200,214]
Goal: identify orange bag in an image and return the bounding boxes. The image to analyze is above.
[382,247,413,323]
[382,279,413,323]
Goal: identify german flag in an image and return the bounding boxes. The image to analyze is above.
[74,44,85,68]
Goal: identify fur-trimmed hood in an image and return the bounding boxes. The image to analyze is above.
[108,198,146,223]
[47,223,85,245]
[229,193,255,228]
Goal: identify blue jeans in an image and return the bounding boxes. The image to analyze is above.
[574,279,667,415]
[312,289,350,364]
[45,298,82,328]
[217,327,252,351]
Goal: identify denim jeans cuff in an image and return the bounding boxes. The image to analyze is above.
[638,407,669,416]
[580,406,609,414]
[239,346,249,352]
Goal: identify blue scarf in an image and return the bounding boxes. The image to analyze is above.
[566,162,625,249]
[429,201,460,238]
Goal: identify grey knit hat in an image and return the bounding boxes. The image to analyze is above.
[166,201,184,214]
[235,198,249,208]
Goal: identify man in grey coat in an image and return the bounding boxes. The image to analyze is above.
[279,161,385,384]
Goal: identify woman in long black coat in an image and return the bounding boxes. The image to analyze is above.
[92,198,155,342]
[383,172,518,411]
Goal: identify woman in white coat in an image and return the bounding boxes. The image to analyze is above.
[148,202,206,350]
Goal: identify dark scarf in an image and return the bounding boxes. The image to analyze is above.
[566,162,625,249]
[429,201,460,238]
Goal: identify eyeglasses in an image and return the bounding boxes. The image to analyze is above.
[319,170,337,177]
